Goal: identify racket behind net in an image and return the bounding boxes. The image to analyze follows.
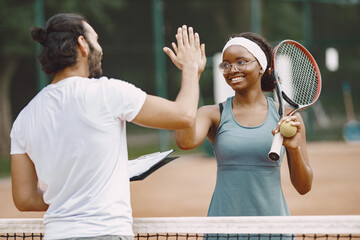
[268,40,322,161]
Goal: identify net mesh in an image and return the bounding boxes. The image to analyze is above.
[274,42,320,108]
[1,216,360,240]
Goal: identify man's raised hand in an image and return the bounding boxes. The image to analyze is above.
[163,25,206,76]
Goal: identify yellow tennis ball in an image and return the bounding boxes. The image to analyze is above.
[280,121,297,138]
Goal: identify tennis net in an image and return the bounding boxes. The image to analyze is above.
[1,216,360,240]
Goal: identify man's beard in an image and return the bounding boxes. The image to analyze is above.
[88,42,103,78]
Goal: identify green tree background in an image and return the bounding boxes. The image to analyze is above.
[1,0,359,161]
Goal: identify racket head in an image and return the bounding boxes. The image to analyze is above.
[272,40,322,115]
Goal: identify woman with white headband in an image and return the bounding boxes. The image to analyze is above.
[171,32,313,219]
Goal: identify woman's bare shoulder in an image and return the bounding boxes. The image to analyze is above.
[199,103,224,117]
[199,103,225,140]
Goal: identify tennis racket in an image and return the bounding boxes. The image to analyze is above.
[268,40,322,161]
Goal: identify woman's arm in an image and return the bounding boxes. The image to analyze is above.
[175,104,220,150]
[278,113,313,195]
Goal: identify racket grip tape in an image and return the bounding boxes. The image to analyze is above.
[268,132,284,161]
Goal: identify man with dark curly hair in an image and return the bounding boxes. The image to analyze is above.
[10,13,206,240]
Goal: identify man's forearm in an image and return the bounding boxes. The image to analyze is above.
[13,187,48,212]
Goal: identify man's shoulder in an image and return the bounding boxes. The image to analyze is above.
[88,76,125,86]
[97,77,143,91]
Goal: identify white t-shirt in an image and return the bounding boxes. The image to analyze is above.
[10,76,146,239]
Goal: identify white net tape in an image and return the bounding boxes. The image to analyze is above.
[1,216,360,234]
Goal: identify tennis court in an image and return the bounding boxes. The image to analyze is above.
[0,141,359,218]
[130,141,360,217]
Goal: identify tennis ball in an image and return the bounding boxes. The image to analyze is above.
[280,121,297,138]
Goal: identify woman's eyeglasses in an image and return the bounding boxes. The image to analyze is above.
[218,59,257,74]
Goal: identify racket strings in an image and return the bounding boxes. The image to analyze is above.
[275,44,320,106]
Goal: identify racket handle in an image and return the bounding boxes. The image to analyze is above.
[268,132,284,161]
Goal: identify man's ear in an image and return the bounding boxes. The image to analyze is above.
[78,36,89,57]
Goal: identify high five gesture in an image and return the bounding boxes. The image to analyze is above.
[164,25,206,78]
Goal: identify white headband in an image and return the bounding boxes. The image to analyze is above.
[222,37,268,70]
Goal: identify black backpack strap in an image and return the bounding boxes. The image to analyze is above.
[219,103,224,116]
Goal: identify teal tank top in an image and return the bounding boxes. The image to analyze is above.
[208,96,289,216]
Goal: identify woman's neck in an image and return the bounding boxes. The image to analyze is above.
[233,89,267,107]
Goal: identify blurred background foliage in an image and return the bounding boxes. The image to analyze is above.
[0,0,359,165]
